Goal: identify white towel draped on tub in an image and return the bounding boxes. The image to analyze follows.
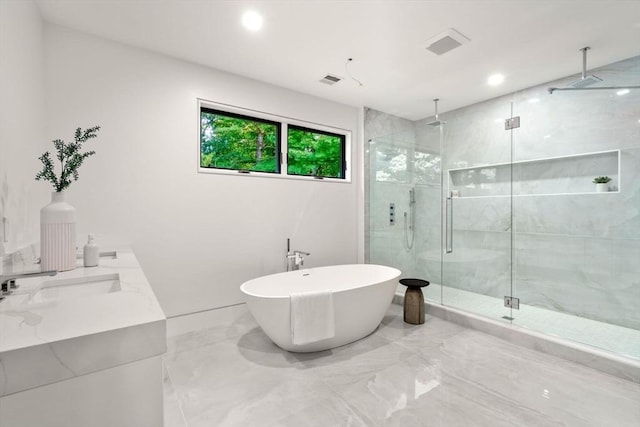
[290,290,335,345]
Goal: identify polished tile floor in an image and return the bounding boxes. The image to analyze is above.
[421,284,640,359]
[164,304,640,427]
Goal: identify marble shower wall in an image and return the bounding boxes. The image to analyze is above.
[366,55,640,330]
[364,108,443,288]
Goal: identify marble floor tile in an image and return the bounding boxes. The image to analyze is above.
[335,355,565,427]
[167,310,258,355]
[164,304,640,427]
[163,365,187,427]
[425,284,640,359]
[438,330,640,426]
[266,394,371,427]
[376,305,467,358]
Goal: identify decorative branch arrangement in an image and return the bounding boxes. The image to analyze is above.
[35,126,101,192]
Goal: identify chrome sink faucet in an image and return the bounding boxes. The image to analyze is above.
[0,270,57,300]
[286,238,310,271]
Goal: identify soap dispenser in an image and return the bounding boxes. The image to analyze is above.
[83,234,99,267]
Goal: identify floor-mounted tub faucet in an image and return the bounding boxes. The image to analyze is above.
[0,270,57,301]
[286,238,310,271]
[287,250,311,271]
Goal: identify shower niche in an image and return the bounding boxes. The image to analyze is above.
[447,149,619,197]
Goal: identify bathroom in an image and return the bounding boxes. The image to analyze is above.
[1,1,639,426]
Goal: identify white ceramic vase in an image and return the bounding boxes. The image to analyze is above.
[595,183,609,193]
[41,191,76,271]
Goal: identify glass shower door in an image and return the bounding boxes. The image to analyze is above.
[439,98,515,321]
[510,75,640,358]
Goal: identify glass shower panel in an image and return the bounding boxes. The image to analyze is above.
[367,130,419,281]
[365,57,639,361]
[511,61,640,359]
[366,120,443,302]
[412,123,442,302]
[438,97,515,320]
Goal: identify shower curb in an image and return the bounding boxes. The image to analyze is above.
[392,293,640,383]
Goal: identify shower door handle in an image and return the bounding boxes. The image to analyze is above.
[445,194,453,253]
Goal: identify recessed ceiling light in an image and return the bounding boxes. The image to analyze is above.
[528,98,540,103]
[487,74,505,86]
[616,88,630,96]
[242,10,263,32]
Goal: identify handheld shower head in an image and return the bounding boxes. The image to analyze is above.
[404,188,416,250]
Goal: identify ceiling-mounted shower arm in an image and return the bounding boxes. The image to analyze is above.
[548,46,639,94]
[548,85,640,94]
[427,98,446,126]
[580,46,589,81]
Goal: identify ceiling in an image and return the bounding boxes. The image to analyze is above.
[36,0,640,120]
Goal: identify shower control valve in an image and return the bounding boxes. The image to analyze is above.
[389,203,396,225]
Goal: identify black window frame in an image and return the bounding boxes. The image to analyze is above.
[286,124,347,180]
[197,100,351,183]
[200,107,282,174]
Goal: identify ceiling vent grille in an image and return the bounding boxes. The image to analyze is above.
[320,74,342,85]
[424,28,470,55]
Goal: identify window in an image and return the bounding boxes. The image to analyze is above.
[287,125,345,179]
[200,108,281,173]
[198,100,350,182]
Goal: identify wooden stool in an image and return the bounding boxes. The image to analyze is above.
[399,278,430,325]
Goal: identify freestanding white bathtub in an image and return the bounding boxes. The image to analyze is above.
[240,264,401,352]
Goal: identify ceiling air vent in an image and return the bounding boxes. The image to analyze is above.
[424,28,470,55]
[319,74,342,85]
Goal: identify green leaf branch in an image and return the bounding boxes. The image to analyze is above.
[35,126,101,192]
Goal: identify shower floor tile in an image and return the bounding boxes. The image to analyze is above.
[164,304,640,427]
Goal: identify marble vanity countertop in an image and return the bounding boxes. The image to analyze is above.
[0,249,166,397]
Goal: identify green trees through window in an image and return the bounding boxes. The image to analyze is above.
[199,104,348,180]
[200,109,280,173]
[287,125,344,178]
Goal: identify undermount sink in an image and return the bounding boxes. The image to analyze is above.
[21,273,121,305]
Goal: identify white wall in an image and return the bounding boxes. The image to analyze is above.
[43,25,361,317]
[0,0,49,257]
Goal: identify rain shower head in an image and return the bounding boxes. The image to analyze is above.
[427,98,446,126]
[548,47,640,95]
[550,47,602,93]
[567,74,603,88]
[569,47,601,87]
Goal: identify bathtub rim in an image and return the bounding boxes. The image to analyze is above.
[240,263,401,299]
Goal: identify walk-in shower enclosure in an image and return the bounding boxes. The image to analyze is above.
[365,56,640,360]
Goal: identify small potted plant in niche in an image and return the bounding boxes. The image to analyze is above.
[593,176,611,193]
[35,126,101,271]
